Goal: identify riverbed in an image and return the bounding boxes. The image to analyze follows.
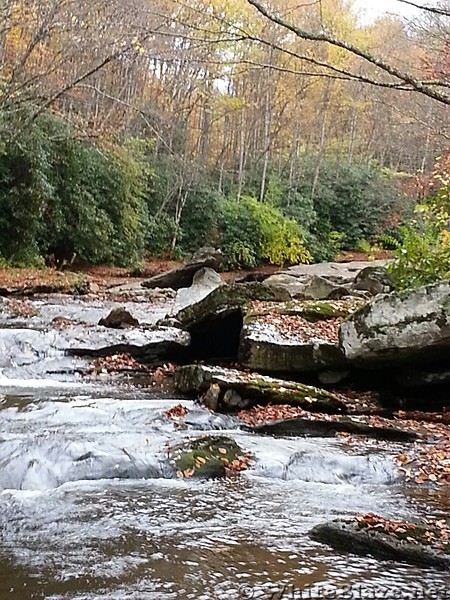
[0,296,449,599]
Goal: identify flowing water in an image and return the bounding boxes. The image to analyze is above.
[0,300,449,599]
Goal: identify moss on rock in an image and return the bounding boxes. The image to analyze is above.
[167,435,251,479]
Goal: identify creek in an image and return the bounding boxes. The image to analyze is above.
[0,297,448,599]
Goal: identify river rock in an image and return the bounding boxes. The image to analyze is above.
[98,307,139,328]
[171,282,279,329]
[172,267,224,313]
[167,435,247,479]
[142,247,223,290]
[238,300,360,375]
[163,282,280,360]
[352,265,393,296]
[301,275,350,300]
[63,325,190,361]
[340,280,450,366]
[264,260,389,299]
[202,383,221,411]
[309,519,450,570]
[243,415,418,441]
[174,364,348,413]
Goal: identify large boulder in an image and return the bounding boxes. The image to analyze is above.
[340,280,450,366]
[352,265,393,296]
[173,364,348,413]
[171,282,278,329]
[142,247,223,290]
[238,300,361,375]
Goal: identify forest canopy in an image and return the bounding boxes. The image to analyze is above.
[0,0,448,267]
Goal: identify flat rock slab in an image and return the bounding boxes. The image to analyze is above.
[173,364,348,413]
[309,520,450,570]
[62,325,191,360]
[239,300,363,374]
[340,280,450,366]
[243,416,418,441]
[172,268,224,313]
[284,260,389,285]
[264,260,389,299]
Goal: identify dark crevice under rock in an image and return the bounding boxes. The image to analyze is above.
[188,309,243,361]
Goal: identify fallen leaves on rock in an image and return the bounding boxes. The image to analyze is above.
[395,443,450,486]
[354,513,450,552]
[2,298,39,318]
[262,313,342,343]
[164,404,189,421]
[90,353,147,374]
[167,436,255,479]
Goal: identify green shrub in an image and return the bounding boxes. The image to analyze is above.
[0,111,150,266]
[388,182,450,290]
[219,196,311,269]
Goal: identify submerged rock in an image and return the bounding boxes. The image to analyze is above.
[142,247,223,290]
[174,364,348,413]
[310,518,450,570]
[340,280,450,366]
[167,435,250,479]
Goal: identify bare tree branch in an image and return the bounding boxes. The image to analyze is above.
[395,0,450,17]
[247,0,450,105]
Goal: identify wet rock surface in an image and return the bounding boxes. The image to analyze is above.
[98,307,140,328]
[243,415,418,441]
[310,517,450,570]
[167,435,252,479]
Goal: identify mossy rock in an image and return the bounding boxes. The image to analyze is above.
[244,299,364,324]
[168,435,247,479]
[174,364,347,413]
